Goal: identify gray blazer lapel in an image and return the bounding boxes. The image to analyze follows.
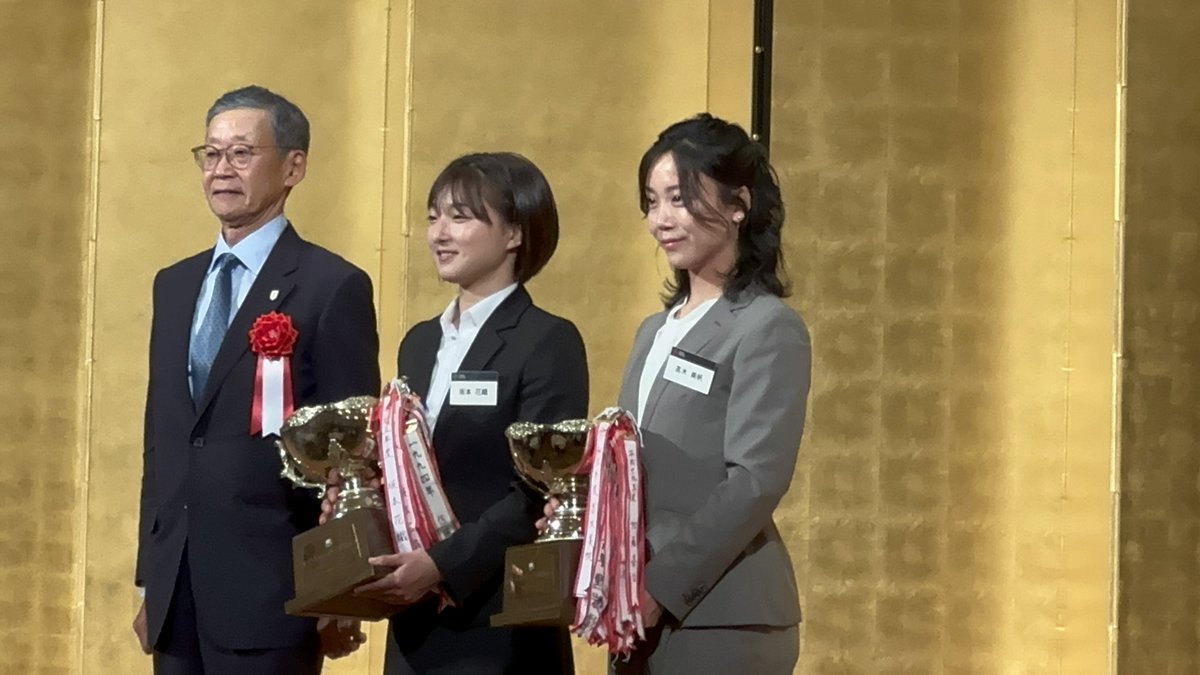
[674,297,737,359]
[637,295,744,427]
[618,314,663,414]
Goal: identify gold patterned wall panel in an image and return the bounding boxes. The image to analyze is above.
[1057,5,1122,671]
[772,1,1118,673]
[706,0,754,127]
[1119,2,1200,673]
[0,1,93,674]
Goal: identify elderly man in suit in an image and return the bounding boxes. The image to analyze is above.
[132,85,381,674]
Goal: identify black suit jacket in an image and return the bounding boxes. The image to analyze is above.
[390,285,588,635]
[136,225,381,650]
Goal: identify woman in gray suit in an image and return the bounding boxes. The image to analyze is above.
[614,113,812,674]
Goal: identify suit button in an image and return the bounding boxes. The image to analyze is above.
[192,438,205,448]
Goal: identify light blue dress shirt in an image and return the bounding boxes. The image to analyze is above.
[188,215,288,394]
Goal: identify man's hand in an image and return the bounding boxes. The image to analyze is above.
[132,600,151,654]
[317,617,366,659]
[354,550,443,605]
[534,497,560,534]
[320,468,382,525]
[319,470,342,525]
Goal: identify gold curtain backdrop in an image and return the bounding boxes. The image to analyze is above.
[2,1,1197,674]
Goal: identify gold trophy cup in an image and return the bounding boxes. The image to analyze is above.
[491,419,592,627]
[277,396,396,619]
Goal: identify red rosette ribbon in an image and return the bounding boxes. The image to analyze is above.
[248,311,297,435]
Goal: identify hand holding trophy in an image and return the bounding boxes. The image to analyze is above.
[492,408,647,656]
[277,396,397,619]
[490,418,592,626]
[278,379,459,620]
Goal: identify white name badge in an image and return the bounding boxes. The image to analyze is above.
[449,370,499,407]
[663,347,716,395]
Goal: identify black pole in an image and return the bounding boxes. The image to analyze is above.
[751,0,774,156]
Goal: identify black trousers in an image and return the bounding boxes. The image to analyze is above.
[384,602,573,675]
[152,550,322,675]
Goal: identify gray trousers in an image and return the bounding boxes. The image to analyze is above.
[612,624,799,675]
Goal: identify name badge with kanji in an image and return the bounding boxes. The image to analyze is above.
[663,347,716,395]
[449,370,499,406]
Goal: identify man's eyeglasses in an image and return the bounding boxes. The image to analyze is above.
[190,144,281,170]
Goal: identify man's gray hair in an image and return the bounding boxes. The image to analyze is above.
[206,85,310,152]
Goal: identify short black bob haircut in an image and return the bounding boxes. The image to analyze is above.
[428,152,559,283]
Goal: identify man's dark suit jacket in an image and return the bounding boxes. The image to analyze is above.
[136,224,381,650]
[388,285,587,669]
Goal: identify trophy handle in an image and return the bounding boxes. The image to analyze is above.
[277,442,328,497]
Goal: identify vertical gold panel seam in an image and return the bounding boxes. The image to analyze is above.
[376,0,394,329]
[1107,0,1130,672]
[1059,3,1082,670]
[74,2,107,672]
[398,0,417,332]
[704,0,713,113]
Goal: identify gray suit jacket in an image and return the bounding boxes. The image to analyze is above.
[618,290,811,628]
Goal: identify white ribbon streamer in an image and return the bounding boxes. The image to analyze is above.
[260,357,286,436]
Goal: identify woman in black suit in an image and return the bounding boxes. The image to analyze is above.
[332,152,587,674]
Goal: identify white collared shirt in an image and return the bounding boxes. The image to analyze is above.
[425,283,519,430]
[188,215,288,393]
[637,297,718,423]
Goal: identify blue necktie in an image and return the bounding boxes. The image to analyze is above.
[190,252,240,400]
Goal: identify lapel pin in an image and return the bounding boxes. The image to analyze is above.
[269,289,279,301]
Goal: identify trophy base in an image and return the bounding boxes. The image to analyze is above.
[491,539,581,627]
[285,508,397,620]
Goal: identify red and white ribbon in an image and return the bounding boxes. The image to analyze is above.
[251,356,294,436]
[374,379,459,553]
[248,311,297,437]
[572,407,645,656]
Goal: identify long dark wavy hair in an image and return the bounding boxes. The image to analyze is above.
[638,113,789,308]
